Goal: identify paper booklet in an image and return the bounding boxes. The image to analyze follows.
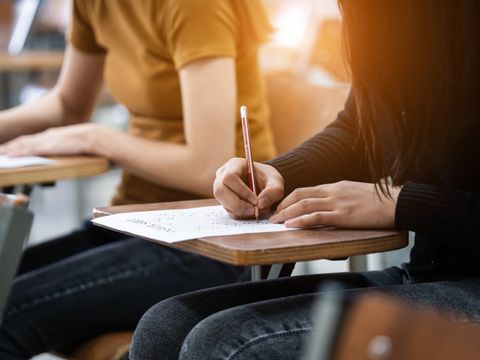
[92,205,295,243]
[0,155,55,169]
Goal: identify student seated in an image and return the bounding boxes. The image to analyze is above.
[129,1,480,359]
[0,0,276,358]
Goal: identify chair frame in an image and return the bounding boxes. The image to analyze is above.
[0,199,33,324]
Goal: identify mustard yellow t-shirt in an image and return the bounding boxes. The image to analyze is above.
[70,0,276,205]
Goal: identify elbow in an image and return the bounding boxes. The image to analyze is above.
[195,170,216,198]
[187,143,235,197]
[57,89,92,124]
[194,155,233,197]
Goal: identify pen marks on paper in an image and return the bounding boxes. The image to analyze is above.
[93,205,294,243]
[127,208,268,233]
[126,218,176,233]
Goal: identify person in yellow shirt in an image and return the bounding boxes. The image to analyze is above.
[0,0,276,358]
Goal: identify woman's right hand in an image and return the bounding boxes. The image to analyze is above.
[213,158,285,219]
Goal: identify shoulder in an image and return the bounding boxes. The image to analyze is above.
[164,0,235,21]
[165,0,231,10]
[72,0,98,15]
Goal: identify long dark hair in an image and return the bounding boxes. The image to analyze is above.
[338,0,480,188]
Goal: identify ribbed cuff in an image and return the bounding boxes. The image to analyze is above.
[395,182,467,234]
[266,152,315,195]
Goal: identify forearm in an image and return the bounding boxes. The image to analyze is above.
[92,128,235,197]
[89,56,236,197]
[0,47,104,144]
[0,89,71,144]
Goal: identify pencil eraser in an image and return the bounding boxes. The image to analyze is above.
[240,106,248,118]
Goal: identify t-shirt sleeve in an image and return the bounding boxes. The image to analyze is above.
[68,0,105,54]
[165,0,238,69]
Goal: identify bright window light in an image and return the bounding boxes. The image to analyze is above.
[8,0,40,54]
[271,2,312,48]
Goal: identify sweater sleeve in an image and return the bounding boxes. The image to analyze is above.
[266,91,370,194]
[395,182,480,238]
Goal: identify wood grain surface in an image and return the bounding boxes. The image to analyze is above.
[0,156,110,187]
[0,51,63,71]
[94,199,408,266]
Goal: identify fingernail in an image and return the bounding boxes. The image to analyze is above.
[249,195,257,205]
[258,197,269,209]
[244,207,255,216]
[270,215,279,223]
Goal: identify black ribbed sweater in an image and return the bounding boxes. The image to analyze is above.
[267,92,480,281]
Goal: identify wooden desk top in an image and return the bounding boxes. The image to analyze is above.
[0,51,64,71]
[0,156,110,187]
[94,199,408,266]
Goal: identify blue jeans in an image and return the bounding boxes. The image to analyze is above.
[0,222,248,359]
[130,268,480,360]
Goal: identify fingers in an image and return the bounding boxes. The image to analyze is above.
[0,137,33,156]
[270,198,332,224]
[214,159,286,219]
[213,159,257,218]
[1,132,54,156]
[256,178,284,210]
[0,140,15,155]
[284,211,338,228]
[275,186,328,213]
[221,161,257,204]
[214,176,256,217]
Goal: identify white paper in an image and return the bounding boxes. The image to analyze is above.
[0,155,55,169]
[92,205,295,243]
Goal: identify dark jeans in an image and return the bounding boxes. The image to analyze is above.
[0,222,248,359]
[130,268,480,360]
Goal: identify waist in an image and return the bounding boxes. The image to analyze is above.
[111,172,204,206]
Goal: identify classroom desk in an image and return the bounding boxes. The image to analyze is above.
[0,51,64,72]
[93,199,408,280]
[0,155,110,187]
[0,156,109,279]
[0,51,64,109]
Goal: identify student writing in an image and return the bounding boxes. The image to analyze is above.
[129,1,480,359]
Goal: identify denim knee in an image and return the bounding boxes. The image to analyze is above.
[179,302,312,360]
[130,296,199,360]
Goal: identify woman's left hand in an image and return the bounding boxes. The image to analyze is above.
[0,123,108,157]
[269,181,401,229]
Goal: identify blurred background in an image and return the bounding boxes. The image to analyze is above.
[0,3,411,358]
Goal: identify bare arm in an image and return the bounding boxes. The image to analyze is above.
[93,57,237,196]
[0,46,104,144]
[0,56,237,197]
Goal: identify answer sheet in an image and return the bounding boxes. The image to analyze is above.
[92,205,295,243]
[0,155,55,169]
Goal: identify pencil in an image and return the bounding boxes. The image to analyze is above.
[240,105,259,220]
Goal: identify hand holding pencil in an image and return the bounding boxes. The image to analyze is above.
[240,106,259,219]
[213,106,285,220]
